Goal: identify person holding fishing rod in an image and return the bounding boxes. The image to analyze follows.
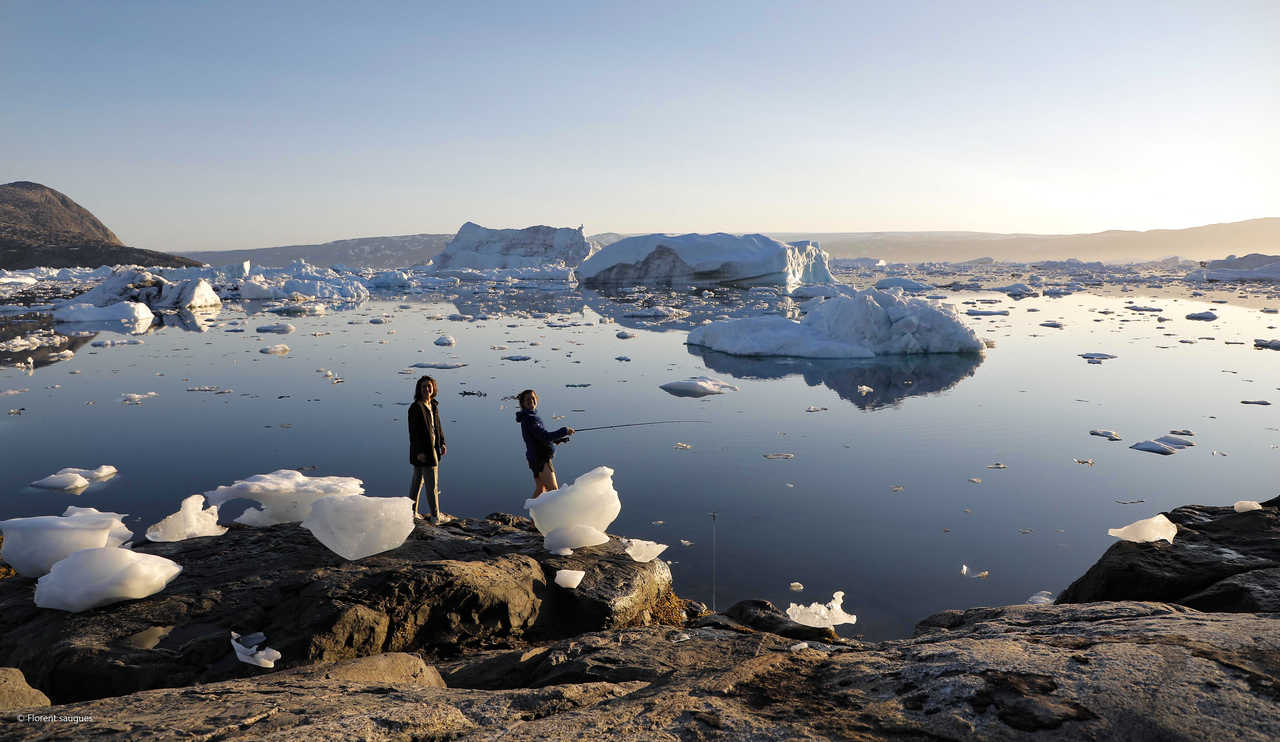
[516,389,574,498]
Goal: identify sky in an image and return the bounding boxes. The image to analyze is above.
[2,0,1277,252]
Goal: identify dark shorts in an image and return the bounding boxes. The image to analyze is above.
[528,457,554,476]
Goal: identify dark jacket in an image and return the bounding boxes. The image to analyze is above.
[408,399,446,467]
[516,409,568,466]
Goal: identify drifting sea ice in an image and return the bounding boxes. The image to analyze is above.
[301,494,414,560]
[259,344,290,355]
[34,547,182,613]
[1233,501,1262,513]
[1130,440,1177,455]
[687,288,983,358]
[1185,311,1217,321]
[621,538,668,563]
[255,323,295,334]
[0,507,133,577]
[52,301,154,324]
[1090,429,1122,441]
[1108,513,1177,543]
[434,336,455,346]
[203,469,365,526]
[658,376,739,397]
[525,466,620,556]
[554,569,586,589]
[786,590,857,627]
[30,471,90,491]
[145,494,228,541]
[1153,435,1194,449]
[231,631,282,668]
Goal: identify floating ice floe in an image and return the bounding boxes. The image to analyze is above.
[789,581,804,592]
[52,301,154,325]
[1154,435,1194,449]
[0,506,133,577]
[579,233,833,288]
[621,538,668,563]
[1241,400,1271,405]
[145,494,228,541]
[965,308,1009,316]
[786,590,857,627]
[34,547,182,612]
[1185,311,1217,321]
[1025,590,1055,605]
[1130,440,1177,455]
[658,376,738,398]
[1079,353,1117,364]
[259,344,290,355]
[525,466,620,555]
[231,631,282,668]
[411,361,467,369]
[90,338,144,348]
[687,288,983,358]
[302,494,414,560]
[1090,429,1122,441]
[1187,253,1280,282]
[434,336,455,346]
[1039,321,1064,329]
[554,569,586,589]
[203,469,365,526]
[1233,501,1262,513]
[1255,339,1280,350]
[256,323,295,334]
[432,222,599,271]
[615,331,635,339]
[1108,513,1176,543]
[875,277,933,291]
[29,465,117,491]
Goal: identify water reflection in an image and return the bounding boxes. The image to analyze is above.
[582,287,798,332]
[450,287,586,319]
[688,346,984,409]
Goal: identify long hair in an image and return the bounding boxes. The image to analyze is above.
[415,375,437,403]
[517,389,537,409]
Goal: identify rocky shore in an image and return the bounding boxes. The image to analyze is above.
[0,500,1276,740]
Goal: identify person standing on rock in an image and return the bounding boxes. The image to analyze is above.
[516,389,573,498]
[409,375,450,524]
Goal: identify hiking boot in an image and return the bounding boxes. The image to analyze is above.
[431,513,455,526]
[414,512,424,521]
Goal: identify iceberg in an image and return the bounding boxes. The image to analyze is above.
[203,469,365,526]
[0,507,133,577]
[579,233,833,288]
[433,222,599,271]
[30,471,89,491]
[34,547,182,612]
[1187,253,1280,282]
[658,376,739,397]
[687,289,983,358]
[60,268,220,311]
[786,590,857,627]
[525,466,620,555]
[52,301,154,325]
[554,569,586,589]
[145,494,228,542]
[1108,513,1177,543]
[301,494,414,560]
[1185,311,1217,321]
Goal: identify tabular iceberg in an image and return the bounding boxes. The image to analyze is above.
[433,222,599,271]
[687,288,984,358]
[0,507,133,577]
[34,548,182,613]
[301,494,414,560]
[578,233,834,288]
[203,469,365,526]
[525,466,620,556]
[146,495,228,542]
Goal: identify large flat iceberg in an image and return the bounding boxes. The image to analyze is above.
[433,222,599,271]
[578,233,833,288]
[687,288,984,358]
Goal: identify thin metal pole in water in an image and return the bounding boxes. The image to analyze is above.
[709,511,718,612]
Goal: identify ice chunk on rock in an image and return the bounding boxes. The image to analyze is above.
[231,631,282,668]
[554,569,586,589]
[34,547,181,612]
[302,494,414,560]
[0,507,133,577]
[1233,501,1262,513]
[659,376,738,397]
[621,538,668,563]
[203,469,365,526]
[1025,590,1055,605]
[146,494,228,542]
[1108,513,1177,543]
[525,466,620,555]
[687,288,983,358]
[786,590,857,627]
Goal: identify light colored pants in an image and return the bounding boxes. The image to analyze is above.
[410,465,439,517]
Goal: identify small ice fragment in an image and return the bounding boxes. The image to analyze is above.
[856,385,873,396]
[34,548,182,612]
[1026,590,1054,605]
[1153,435,1194,449]
[790,642,810,652]
[1108,513,1176,543]
[804,406,827,413]
[789,581,804,592]
[763,453,795,460]
[146,494,228,541]
[1185,311,1217,321]
[1073,458,1094,466]
[502,355,532,361]
[554,569,585,589]
[659,377,738,398]
[122,392,158,405]
[1090,429,1122,441]
[785,590,857,627]
[31,472,91,491]
[1130,440,1177,455]
[616,331,635,339]
[1212,450,1228,457]
[255,323,295,334]
[1079,353,1117,361]
[434,336,455,346]
[968,477,982,484]
[231,631,282,668]
[986,463,1007,469]
[1241,400,1271,405]
[525,467,619,555]
[680,539,693,547]
[672,442,692,450]
[891,485,904,492]
[1233,501,1262,513]
[259,344,290,355]
[622,538,668,562]
[1169,429,1194,436]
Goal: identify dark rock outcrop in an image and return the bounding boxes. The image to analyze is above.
[0,514,677,704]
[1057,496,1280,610]
[9,603,1278,740]
[0,668,49,711]
[0,181,201,270]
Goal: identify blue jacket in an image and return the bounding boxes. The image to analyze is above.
[516,409,569,465]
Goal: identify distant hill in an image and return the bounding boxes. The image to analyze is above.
[181,233,452,270]
[768,218,1280,263]
[0,181,201,270]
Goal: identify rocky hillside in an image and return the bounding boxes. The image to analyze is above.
[181,233,452,270]
[0,181,200,270]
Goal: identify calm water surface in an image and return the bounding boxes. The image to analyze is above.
[1,287,1277,639]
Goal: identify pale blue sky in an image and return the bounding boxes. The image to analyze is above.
[3,0,1276,251]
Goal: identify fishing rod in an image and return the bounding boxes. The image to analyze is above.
[570,420,709,432]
